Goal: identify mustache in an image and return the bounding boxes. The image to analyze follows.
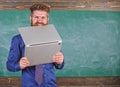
[33,22,47,26]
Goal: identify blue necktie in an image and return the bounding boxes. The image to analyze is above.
[35,64,43,85]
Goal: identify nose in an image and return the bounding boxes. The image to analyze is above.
[37,17,43,22]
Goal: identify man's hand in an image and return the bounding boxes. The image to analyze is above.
[19,57,30,69]
[52,52,64,64]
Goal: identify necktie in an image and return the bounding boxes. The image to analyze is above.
[35,64,43,85]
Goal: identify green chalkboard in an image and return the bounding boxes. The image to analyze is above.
[0,10,120,76]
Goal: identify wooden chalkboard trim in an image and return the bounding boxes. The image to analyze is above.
[0,76,119,86]
[0,0,120,11]
[57,76,120,86]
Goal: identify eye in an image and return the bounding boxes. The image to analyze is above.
[41,16,46,19]
[34,16,39,19]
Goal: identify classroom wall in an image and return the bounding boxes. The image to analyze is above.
[0,10,120,77]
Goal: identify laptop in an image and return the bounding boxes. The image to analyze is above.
[18,24,62,66]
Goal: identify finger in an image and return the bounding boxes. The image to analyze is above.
[21,57,30,64]
[20,60,30,68]
[52,57,58,62]
[52,56,60,63]
[55,52,62,56]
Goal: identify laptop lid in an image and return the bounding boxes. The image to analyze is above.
[18,24,62,46]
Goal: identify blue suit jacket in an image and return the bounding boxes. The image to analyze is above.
[6,34,64,87]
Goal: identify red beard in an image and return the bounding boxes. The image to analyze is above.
[31,22,47,26]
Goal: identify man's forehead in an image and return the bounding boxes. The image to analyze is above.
[32,10,48,15]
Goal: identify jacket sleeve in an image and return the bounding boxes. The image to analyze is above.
[54,60,64,69]
[6,36,21,72]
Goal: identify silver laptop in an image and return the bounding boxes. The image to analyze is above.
[18,24,62,66]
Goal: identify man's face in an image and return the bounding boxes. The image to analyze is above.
[30,10,49,26]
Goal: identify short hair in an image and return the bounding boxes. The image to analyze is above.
[30,3,51,13]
